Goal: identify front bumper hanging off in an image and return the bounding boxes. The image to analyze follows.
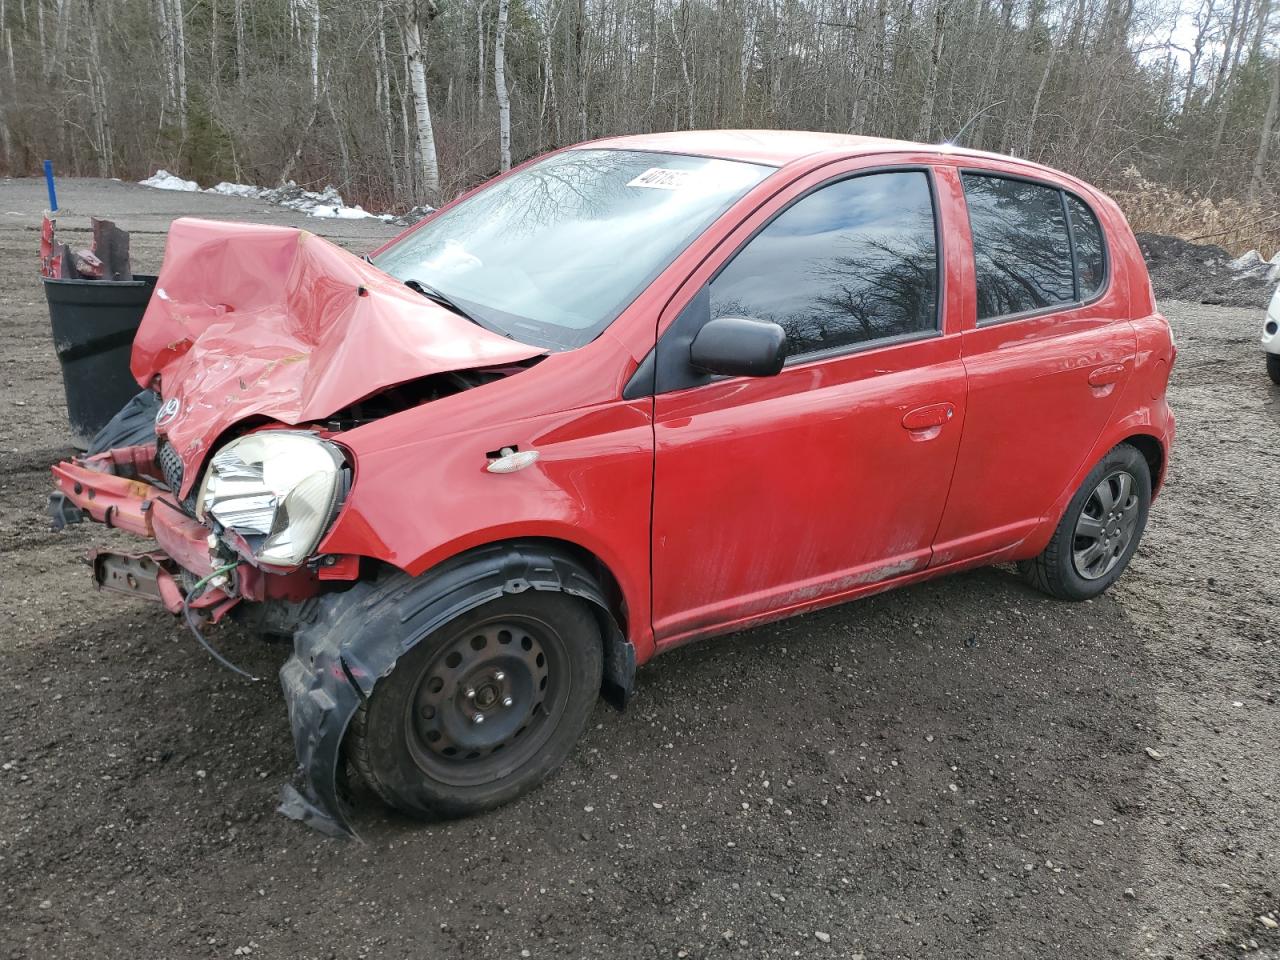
[49,444,241,618]
[50,444,331,615]
[50,443,364,835]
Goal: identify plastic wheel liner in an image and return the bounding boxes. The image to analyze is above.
[278,541,634,838]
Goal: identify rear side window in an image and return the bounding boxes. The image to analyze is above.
[1067,195,1105,299]
[962,174,1075,321]
[709,170,939,358]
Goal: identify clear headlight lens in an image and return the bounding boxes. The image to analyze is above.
[196,431,346,567]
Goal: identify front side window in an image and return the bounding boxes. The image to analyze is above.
[373,149,773,350]
[708,170,939,358]
[963,174,1075,321]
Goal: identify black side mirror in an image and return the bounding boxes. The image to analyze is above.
[689,316,787,378]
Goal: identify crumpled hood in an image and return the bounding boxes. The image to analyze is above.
[131,218,545,494]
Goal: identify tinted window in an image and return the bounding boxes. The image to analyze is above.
[1067,194,1105,299]
[709,171,938,358]
[963,174,1075,321]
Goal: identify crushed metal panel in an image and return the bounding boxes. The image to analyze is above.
[129,218,547,498]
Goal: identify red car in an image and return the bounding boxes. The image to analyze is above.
[50,131,1175,835]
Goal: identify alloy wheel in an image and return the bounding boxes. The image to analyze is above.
[1072,469,1140,580]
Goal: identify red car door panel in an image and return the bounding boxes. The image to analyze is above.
[647,164,966,646]
[931,315,1136,563]
[929,164,1138,564]
[652,337,966,643]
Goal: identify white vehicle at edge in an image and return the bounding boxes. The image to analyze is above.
[1266,284,1280,384]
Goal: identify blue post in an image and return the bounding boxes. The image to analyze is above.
[43,160,58,212]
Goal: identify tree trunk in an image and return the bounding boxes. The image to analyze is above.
[404,0,441,200]
[303,0,320,102]
[376,1,402,199]
[1249,53,1280,201]
[575,0,586,139]
[476,1,486,113]
[234,0,246,87]
[172,0,188,138]
[1022,33,1057,158]
[917,1,947,142]
[495,0,511,171]
[537,0,559,145]
[84,0,111,176]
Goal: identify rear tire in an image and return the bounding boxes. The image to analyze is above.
[1019,443,1152,601]
[1267,353,1280,385]
[347,590,602,820]
[86,389,160,455]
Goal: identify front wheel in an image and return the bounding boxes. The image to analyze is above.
[1267,353,1280,385]
[347,591,602,820]
[1019,443,1152,600]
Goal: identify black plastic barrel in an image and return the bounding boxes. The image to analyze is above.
[43,275,157,448]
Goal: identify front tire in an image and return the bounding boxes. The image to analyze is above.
[1267,353,1280,385]
[347,590,602,820]
[1019,443,1152,601]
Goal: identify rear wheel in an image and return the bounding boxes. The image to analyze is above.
[1267,353,1280,385]
[1019,443,1152,600]
[347,590,602,819]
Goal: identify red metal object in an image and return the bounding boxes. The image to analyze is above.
[128,218,545,497]
[55,132,1174,676]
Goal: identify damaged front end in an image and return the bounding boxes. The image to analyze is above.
[49,439,351,623]
[48,217,551,838]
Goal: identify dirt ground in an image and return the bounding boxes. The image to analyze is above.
[1,177,1278,960]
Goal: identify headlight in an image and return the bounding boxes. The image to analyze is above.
[196,431,346,567]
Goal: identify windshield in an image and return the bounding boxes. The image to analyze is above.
[373,149,774,350]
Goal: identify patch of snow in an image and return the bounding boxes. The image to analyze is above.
[206,181,264,199]
[139,169,199,192]
[1229,249,1263,272]
[141,170,431,224]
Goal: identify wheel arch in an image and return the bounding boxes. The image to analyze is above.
[1019,428,1169,561]
[279,538,637,837]
[1120,431,1166,494]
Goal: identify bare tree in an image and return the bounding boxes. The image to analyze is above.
[404,0,440,200]
[1252,53,1280,201]
[495,0,511,171]
[0,0,1276,251]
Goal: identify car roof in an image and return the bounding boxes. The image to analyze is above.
[577,129,1079,185]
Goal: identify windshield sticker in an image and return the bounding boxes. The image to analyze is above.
[626,167,700,190]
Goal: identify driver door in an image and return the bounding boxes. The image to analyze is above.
[648,165,967,647]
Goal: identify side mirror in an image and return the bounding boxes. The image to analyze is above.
[689,316,787,378]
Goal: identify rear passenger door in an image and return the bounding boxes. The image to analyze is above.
[931,168,1136,563]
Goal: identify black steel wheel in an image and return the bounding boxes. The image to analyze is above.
[1019,442,1153,601]
[1267,353,1280,385]
[348,590,601,819]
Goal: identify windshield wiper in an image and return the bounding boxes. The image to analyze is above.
[403,277,478,321]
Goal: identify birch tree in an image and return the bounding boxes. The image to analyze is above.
[495,0,511,171]
[403,0,440,200]
[0,0,1276,251]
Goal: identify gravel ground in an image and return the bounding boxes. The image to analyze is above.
[1,177,1278,960]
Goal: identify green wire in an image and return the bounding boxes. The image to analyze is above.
[180,560,260,681]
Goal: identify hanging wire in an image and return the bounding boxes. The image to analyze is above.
[180,562,261,682]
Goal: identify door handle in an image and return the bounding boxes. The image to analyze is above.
[902,402,955,431]
[1087,363,1127,387]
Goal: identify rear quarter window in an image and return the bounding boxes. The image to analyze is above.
[1066,194,1106,300]
[962,173,1075,321]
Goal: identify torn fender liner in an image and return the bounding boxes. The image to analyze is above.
[131,219,546,497]
[279,542,634,838]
